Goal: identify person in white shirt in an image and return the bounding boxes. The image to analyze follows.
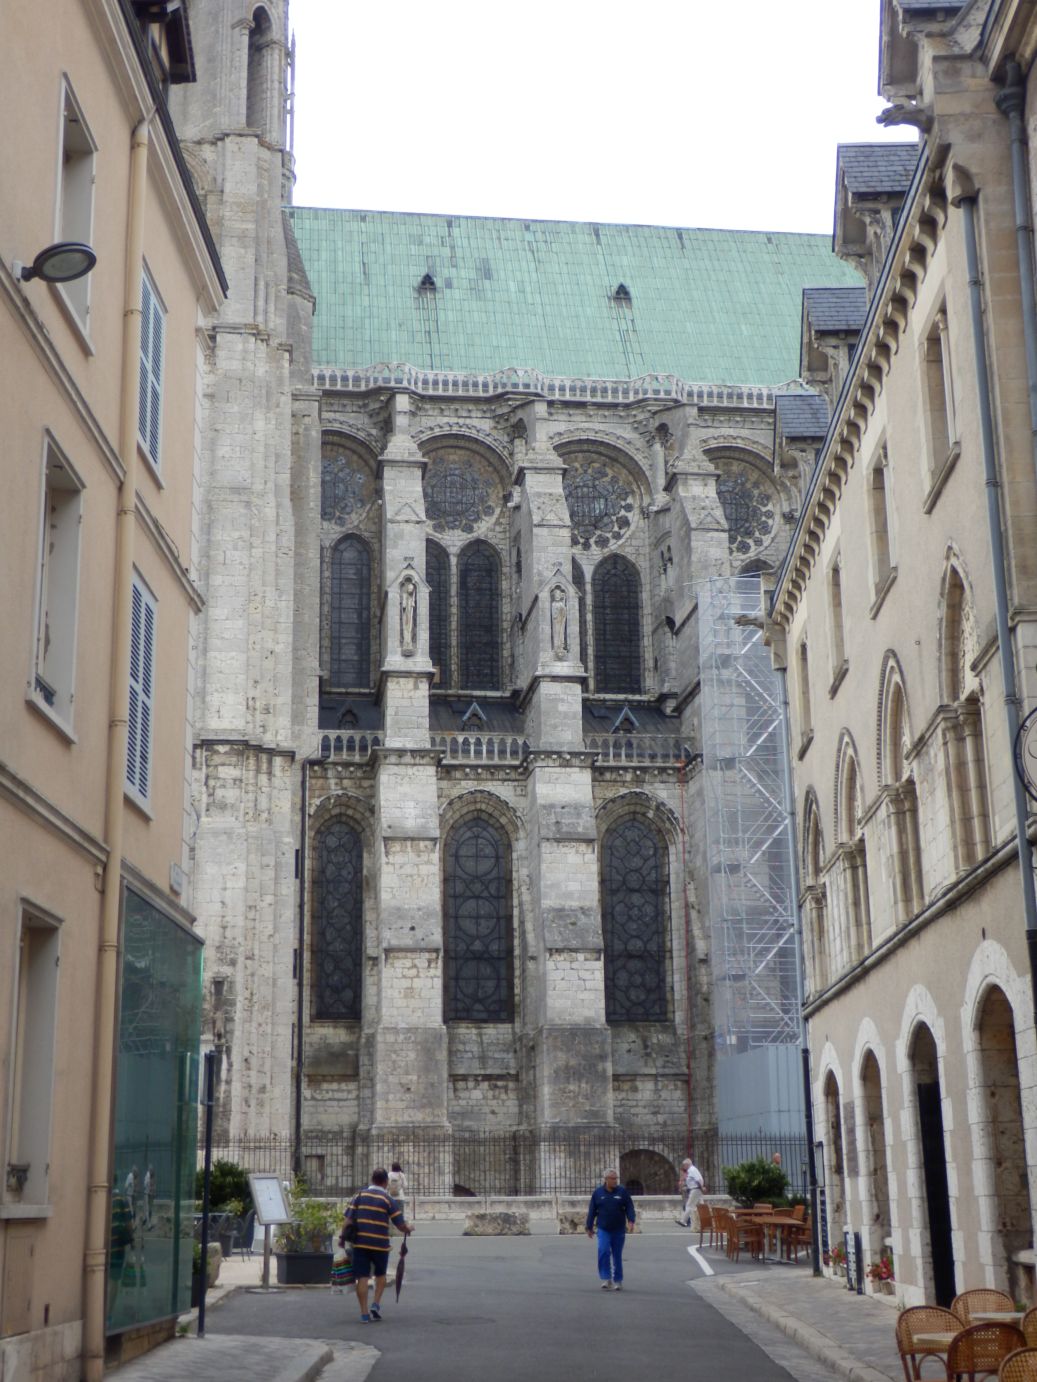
[675,1157,706,1228]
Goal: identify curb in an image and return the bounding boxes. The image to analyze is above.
[712,1278,896,1382]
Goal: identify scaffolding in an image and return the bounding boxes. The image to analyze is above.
[700,576,800,1053]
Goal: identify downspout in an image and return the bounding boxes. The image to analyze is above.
[678,758,694,1158]
[956,180,1037,1024]
[83,117,150,1382]
[294,758,308,1176]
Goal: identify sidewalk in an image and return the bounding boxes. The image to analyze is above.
[701,1268,903,1382]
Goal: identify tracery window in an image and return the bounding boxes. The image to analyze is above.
[593,555,642,694]
[601,817,668,1021]
[426,540,450,688]
[444,815,513,1022]
[329,535,371,689]
[458,541,502,690]
[312,820,363,1020]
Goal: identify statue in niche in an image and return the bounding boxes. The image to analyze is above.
[550,586,568,658]
[400,575,417,655]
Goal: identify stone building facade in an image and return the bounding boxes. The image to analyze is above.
[173,0,862,1183]
[769,0,1037,1309]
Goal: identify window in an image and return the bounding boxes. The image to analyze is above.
[57,82,96,328]
[32,438,83,725]
[828,559,846,684]
[126,573,156,805]
[246,6,275,138]
[867,449,894,600]
[592,555,642,695]
[444,815,513,1022]
[426,540,450,687]
[797,637,812,749]
[312,820,363,1020]
[138,268,165,470]
[923,308,957,485]
[5,910,60,1208]
[572,560,588,669]
[458,541,502,691]
[601,817,668,1021]
[329,535,371,689]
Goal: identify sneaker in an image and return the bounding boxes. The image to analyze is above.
[370,1303,382,1321]
[674,1216,688,1227]
[360,1314,371,1323]
[614,1283,624,1291]
[600,1280,613,1290]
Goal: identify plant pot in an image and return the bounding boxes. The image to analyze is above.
[275,1251,333,1286]
[871,1279,895,1295]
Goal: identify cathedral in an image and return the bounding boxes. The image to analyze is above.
[170,0,866,1186]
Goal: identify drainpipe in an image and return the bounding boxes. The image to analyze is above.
[955,179,1037,1026]
[294,758,308,1176]
[83,117,150,1382]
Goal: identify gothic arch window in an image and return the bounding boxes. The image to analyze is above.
[572,560,588,670]
[444,814,513,1022]
[426,539,451,687]
[329,535,371,690]
[312,819,363,1020]
[593,555,642,695]
[942,564,990,869]
[880,668,924,924]
[803,795,829,993]
[837,744,872,963]
[246,7,275,138]
[458,541,502,690]
[601,816,669,1021]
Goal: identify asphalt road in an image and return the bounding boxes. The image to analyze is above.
[206,1227,814,1382]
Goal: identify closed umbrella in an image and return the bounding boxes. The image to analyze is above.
[394,1231,410,1301]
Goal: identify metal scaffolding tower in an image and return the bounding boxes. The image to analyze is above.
[700,576,800,1052]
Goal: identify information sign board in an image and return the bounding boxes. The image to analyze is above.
[248,1173,291,1225]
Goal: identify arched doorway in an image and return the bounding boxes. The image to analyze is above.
[619,1149,676,1196]
[976,986,1031,1292]
[861,1051,891,1269]
[911,1023,955,1306]
[823,1072,846,1256]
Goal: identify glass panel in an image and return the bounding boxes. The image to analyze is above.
[426,540,451,688]
[312,820,363,1020]
[445,816,513,1022]
[329,536,371,689]
[593,555,642,694]
[602,817,668,1021]
[458,541,501,691]
[108,889,202,1335]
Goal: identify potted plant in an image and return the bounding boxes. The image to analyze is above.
[830,1242,847,1277]
[721,1157,789,1207]
[866,1254,895,1294]
[274,1178,342,1286]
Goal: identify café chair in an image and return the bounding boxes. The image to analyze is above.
[945,1322,1025,1381]
[1000,1349,1037,1382]
[895,1305,962,1382]
[1020,1309,1037,1348]
[952,1291,1016,1327]
[696,1202,718,1249]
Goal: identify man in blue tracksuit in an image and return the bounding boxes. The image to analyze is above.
[585,1167,636,1290]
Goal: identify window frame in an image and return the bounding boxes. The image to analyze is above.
[29,433,84,735]
[327,533,373,691]
[311,818,364,1022]
[138,264,166,474]
[126,571,157,810]
[443,814,514,1023]
[54,77,97,336]
[601,816,670,1023]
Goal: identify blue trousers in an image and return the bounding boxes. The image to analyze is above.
[596,1227,626,1283]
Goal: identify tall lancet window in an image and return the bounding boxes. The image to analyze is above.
[593,555,642,694]
[329,535,371,689]
[312,820,363,1020]
[572,560,588,669]
[444,815,513,1022]
[426,539,451,688]
[458,540,502,690]
[601,816,668,1021]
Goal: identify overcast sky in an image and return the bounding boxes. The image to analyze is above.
[287,0,910,236]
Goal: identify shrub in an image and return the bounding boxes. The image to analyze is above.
[195,1158,253,1215]
[274,1177,343,1253]
[722,1157,788,1206]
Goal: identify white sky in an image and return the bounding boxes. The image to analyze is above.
[288,0,910,237]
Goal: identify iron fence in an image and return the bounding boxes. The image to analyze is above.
[199,1127,808,1201]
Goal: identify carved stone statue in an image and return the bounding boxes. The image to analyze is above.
[550,586,568,658]
[400,575,417,654]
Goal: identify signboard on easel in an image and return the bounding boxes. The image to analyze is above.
[247,1173,292,1292]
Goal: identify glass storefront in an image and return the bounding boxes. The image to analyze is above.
[107,886,202,1335]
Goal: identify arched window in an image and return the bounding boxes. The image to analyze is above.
[572,560,588,670]
[839,749,872,961]
[444,815,513,1022]
[458,541,501,690]
[312,820,363,1020]
[942,566,990,869]
[329,536,371,689]
[426,540,450,687]
[246,7,274,137]
[803,796,828,992]
[593,555,642,695]
[601,817,668,1021]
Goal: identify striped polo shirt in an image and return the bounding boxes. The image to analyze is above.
[351,1186,405,1251]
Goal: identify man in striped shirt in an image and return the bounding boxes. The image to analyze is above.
[340,1167,412,1322]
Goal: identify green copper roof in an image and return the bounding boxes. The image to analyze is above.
[286,207,862,385]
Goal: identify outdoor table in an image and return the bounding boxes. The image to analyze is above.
[747,1214,806,1260]
[911,1332,958,1352]
[971,1310,1025,1324]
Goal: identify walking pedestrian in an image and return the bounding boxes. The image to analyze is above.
[340,1168,412,1323]
[675,1156,706,1227]
[585,1168,635,1290]
[387,1162,407,1218]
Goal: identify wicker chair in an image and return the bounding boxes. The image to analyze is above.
[952,1291,1016,1327]
[1000,1349,1037,1382]
[727,1214,764,1262]
[945,1322,1025,1381]
[895,1305,963,1382]
[789,1204,807,1222]
[696,1202,717,1249]
[1021,1309,1037,1349]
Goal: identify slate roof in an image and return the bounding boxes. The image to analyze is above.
[775,392,829,439]
[285,207,861,385]
[803,286,868,334]
[838,143,921,198]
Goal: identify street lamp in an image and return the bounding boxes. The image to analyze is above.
[13,241,97,284]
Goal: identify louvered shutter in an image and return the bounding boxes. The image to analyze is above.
[138,270,164,468]
[126,576,156,801]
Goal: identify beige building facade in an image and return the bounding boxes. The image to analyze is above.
[1,2,223,1378]
[771,0,1037,1309]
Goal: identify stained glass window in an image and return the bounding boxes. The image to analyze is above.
[572,560,588,670]
[426,540,451,688]
[312,820,363,1020]
[329,535,371,689]
[444,815,513,1022]
[602,817,668,1021]
[458,541,501,690]
[592,555,641,694]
